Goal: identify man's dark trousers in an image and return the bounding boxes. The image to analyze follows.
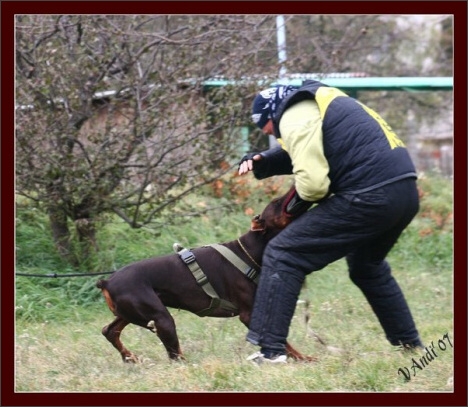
[246,178,422,355]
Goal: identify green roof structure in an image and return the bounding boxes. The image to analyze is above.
[203,76,453,93]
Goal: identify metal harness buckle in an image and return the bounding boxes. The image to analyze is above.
[245,267,258,281]
[179,249,196,265]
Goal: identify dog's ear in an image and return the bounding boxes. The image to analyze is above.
[251,214,266,232]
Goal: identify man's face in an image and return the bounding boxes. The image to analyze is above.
[261,119,274,136]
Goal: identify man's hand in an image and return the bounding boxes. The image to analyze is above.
[237,147,293,179]
[238,153,263,175]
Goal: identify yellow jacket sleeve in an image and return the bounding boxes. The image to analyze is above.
[278,100,330,202]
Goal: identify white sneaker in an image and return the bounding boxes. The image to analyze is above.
[246,351,287,365]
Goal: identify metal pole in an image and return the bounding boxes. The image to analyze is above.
[270,15,287,148]
[276,15,287,78]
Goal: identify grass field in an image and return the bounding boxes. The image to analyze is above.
[14,175,454,394]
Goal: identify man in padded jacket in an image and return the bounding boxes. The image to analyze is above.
[238,80,423,364]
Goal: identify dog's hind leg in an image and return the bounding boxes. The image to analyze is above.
[116,292,185,362]
[102,316,139,363]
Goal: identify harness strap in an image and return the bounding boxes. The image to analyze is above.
[173,244,238,317]
[208,243,260,284]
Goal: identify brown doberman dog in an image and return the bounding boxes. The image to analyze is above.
[97,185,313,363]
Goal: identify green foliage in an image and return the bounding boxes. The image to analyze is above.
[15,277,104,322]
[417,173,453,220]
[16,174,452,319]
[15,206,66,268]
[388,174,453,272]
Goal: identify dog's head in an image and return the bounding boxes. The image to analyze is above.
[250,185,298,237]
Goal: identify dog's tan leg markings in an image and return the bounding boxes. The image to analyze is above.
[101,288,116,313]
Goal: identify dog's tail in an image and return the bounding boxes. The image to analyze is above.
[96,279,107,289]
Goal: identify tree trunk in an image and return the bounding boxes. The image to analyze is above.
[74,217,98,261]
[48,206,79,266]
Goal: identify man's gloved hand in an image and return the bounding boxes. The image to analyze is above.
[282,187,313,218]
[238,152,260,171]
[238,152,266,177]
[238,147,293,179]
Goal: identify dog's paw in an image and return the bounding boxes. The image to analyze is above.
[123,353,140,363]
